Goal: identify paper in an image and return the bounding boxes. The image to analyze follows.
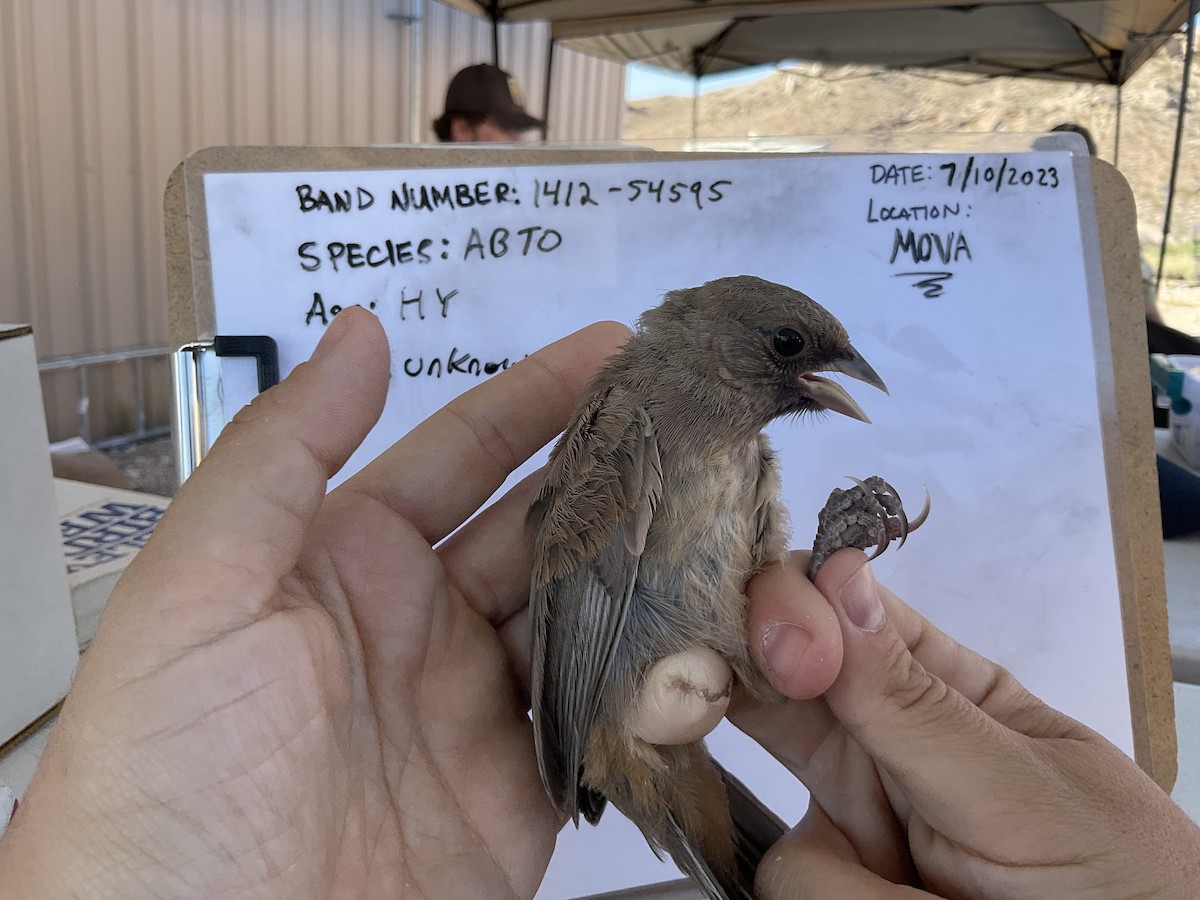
[203,153,1127,897]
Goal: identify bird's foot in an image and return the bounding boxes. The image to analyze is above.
[808,476,929,580]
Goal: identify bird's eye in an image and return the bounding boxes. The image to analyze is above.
[772,327,805,357]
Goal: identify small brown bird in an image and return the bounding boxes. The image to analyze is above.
[528,275,900,898]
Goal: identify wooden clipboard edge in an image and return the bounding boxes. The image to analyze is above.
[166,159,211,349]
[1089,158,1176,790]
[163,145,1173,785]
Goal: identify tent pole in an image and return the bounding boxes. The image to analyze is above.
[1157,1,1199,292]
[489,0,500,65]
[412,0,425,143]
[1114,45,1128,166]
[1113,82,1122,166]
[541,34,554,142]
[691,49,702,142]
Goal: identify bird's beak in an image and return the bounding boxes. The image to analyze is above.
[795,344,888,424]
[828,344,888,395]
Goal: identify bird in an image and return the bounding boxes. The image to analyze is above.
[528,275,913,898]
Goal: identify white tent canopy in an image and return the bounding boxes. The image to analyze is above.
[445,0,1191,83]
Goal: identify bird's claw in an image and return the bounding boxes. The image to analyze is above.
[808,477,929,580]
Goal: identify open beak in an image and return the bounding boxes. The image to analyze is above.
[795,344,888,423]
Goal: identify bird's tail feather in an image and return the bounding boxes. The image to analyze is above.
[718,763,788,893]
[652,751,787,900]
[663,812,751,900]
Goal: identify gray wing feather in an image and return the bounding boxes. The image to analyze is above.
[749,436,789,571]
[529,384,662,824]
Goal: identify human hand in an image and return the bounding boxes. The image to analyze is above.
[0,308,629,899]
[731,549,1200,898]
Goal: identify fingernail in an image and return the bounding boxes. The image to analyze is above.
[762,622,813,683]
[838,563,886,632]
[312,310,354,361]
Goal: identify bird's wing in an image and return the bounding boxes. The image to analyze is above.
[749,436,789,572]
[529,383,663,824]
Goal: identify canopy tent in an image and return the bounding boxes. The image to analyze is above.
[444,1,1191,84]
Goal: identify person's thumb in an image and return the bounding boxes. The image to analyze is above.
[810,550,1041,831]
[757,805,934,899]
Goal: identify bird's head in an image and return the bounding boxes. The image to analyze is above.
[639,275,887,429]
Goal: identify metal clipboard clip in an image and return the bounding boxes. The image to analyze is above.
[171,335,279,485]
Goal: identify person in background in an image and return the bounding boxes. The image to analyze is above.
[432,63,544,143]
[1049,122,1200,536]
[1143,260,1200,538]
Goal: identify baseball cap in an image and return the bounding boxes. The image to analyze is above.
[434,64,544,136]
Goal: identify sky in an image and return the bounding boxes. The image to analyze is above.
[624,61,780,100]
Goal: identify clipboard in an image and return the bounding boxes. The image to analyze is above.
[164,138,1173,894]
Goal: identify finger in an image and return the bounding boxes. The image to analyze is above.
[436,462,543,704]
[728,551,845,770]
[115,308,389,624]
[345,321,631,544]
[438,468,545,628]
[730,553,902,878]
[498,605,534,702]
[631,648,733,745]
[757,805,932,899]
[746,551,844,701]
[437,467,542,697]
[812,549,1092,834]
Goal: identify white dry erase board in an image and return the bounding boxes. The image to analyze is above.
[166,142,1171,898]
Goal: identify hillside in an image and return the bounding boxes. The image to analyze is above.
[623,35,1200,333]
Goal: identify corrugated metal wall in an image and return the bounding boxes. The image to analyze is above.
[0,0,625,442]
